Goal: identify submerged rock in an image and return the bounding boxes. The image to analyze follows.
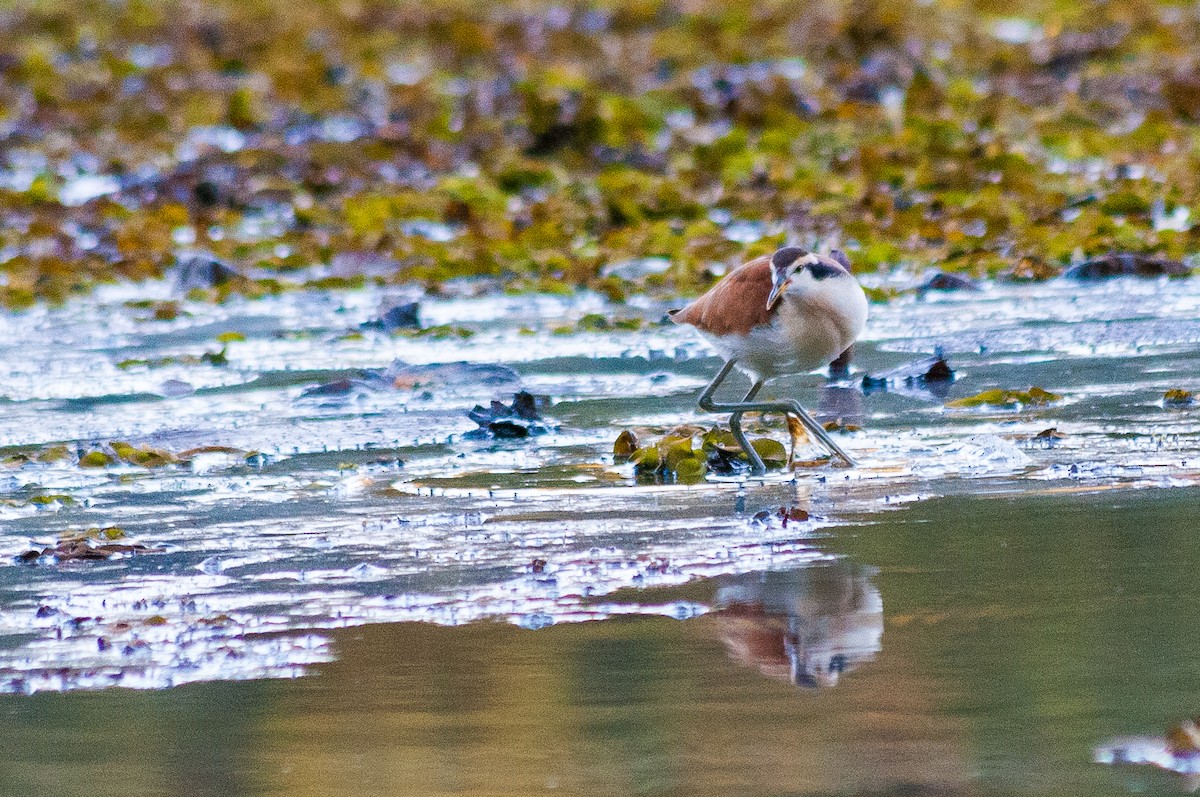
[1063,253,1189,279]
[175,254,243,290]
[17,529,163,564]
[862,351,956,400]
[155,379,195,398]
[300,377,371,398]
[362,301,421,332]
[300,361,523,403]
[919,271,980,293]
[386,361,521,390]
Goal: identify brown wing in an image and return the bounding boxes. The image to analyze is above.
[669,255,773,336]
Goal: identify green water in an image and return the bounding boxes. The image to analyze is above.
[3,487,1194,797]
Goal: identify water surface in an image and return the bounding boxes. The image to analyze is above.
[2,276,1199,794]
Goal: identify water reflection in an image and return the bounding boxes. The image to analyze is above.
[817,384,866,427]
[712,562,883,688]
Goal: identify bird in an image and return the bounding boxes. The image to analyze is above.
[670,245,868,473]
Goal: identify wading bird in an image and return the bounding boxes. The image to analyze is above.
[670,246,868,473]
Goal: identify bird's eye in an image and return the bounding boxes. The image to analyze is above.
[807,262,843,280]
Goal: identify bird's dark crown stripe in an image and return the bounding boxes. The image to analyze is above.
[770,246,806,268]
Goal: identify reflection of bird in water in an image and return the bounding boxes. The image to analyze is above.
[670,246,868,472]
[817,384,866,429]
[713,562,883,688]
[1096,716,1200,792]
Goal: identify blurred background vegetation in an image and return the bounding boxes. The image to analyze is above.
[2,0,1199,309]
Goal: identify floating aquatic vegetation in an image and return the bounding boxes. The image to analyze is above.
[116,346,230,370]
[946,387,1062,409]
[2,0,1200,309]
[398,324,474,341]
[616,425,789,483]
[78,451,114,468]
[554,313,644,334]
[1164,389,1195,407]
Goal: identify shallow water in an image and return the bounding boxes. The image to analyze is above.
[3,488,1198,796]
[2,276,1200,793]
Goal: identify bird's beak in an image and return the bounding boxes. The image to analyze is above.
[767,272,788,309]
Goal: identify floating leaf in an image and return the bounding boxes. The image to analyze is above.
[613,430,639,461]
[37,445,71,463]
[750,438,788,465]
[111,442,178,467]
[79,451,113,468]
[673,457,707,484]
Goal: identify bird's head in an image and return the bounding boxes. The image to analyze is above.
[767,247,850,309]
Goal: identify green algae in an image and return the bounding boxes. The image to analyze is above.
[946,387,1063,409]
[3,0,1200,310]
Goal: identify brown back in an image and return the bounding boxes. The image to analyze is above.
[669,255,774,336]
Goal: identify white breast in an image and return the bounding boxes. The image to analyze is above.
[703,275,867,381]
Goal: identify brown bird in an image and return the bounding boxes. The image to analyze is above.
[671,246,868,473]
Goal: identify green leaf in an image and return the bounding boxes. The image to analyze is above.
[79,451,113,468]
[613,430,639,461]
[750,438,788,465]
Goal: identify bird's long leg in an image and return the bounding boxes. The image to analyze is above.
[740,397,857,466]
[696,360,737,413]
[729,381,765,475]
[696,361,857,469]
[698,361,766,475]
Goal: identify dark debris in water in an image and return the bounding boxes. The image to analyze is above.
[175,254,244,291]
[465,391,552,439]
[17,528,163,565]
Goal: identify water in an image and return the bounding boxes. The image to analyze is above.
[3,489,1196,796]
[1,275,1200,794]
